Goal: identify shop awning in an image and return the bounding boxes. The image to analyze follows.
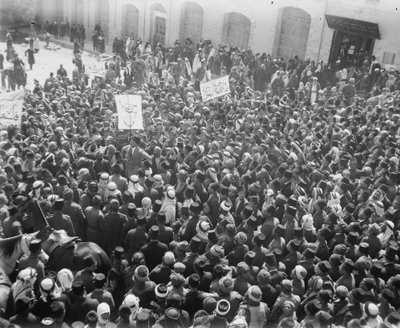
[325,14,380,39]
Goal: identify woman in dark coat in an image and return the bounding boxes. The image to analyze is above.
[25,48,35,70]
[254,63,268,92]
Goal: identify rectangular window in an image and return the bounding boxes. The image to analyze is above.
[383,52,396,65]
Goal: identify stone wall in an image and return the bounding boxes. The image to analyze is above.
[37,0,400,67]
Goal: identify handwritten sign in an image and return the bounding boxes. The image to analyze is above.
[115,95,144,130]
[0,90,25,128]
[200,75,231,102]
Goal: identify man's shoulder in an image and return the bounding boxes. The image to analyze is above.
[126,227,136,235]
[230,291,243,300]
[62,214,72,221]
[163,226,173,232]
[82,296,99,307]
[66,201,82,211]
[127,228,144,236]
[19,254,29,262]
[81,192,91,199]
[158,241,168,249]
[115,175,128,183]
[70,201,82,209]
[118,212,128,220]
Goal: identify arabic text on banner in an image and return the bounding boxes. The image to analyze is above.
[115,95,144,130]
[0,90,25,128]
[200,75,230,102]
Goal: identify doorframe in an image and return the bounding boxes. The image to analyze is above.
[123,4,139,38]
[328,29,376,66]
[152,11,167,46]
[222,12,251,49]
[272,7,311,60]
[179,5,204,44]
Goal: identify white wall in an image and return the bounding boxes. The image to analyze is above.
[59,0,400,66]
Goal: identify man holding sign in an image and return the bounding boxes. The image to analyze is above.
[116,94,149,176]
[121,136,151,177]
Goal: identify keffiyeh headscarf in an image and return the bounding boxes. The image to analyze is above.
[13,268,37,303]
[57,268,74,292]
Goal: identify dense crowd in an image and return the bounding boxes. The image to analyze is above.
[0,30,400,328]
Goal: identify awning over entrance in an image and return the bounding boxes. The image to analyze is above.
[325,14,380,39]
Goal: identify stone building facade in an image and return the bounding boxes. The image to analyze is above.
[33,0,400,67]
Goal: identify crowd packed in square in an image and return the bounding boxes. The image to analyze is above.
[0,22,400,328]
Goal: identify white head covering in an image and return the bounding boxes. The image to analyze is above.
[298,196,309,209]
[230,315,248,328]
[105,181,120,199]
[123,294,141,319]
[77,168,89,182]
[97,302,111,325]
[294,265,307,280]
[57,268,74,291]
[128,177,144,197]
[123,294,140,310]
[327,191,341,207]
[379,221,394,248]
[302,214,314,231]
[13,268,37,303]
[330,204,342,217]
[371,201,385,218]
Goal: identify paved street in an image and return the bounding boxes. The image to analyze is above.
[1,40,110,91]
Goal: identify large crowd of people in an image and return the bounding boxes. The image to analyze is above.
[0,24,400,328]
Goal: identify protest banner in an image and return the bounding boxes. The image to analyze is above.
[0,90,25,128]
[200,75,230,102]
[115,94,144,130]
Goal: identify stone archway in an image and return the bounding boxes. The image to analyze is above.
[180,2,203,44]
[55,0,64,22]
[95,0,109,39]
[123,4,139,38]
[74,0,84,25]
[150,3,167,47]
[275,7,311,60]
[222,12,251,49]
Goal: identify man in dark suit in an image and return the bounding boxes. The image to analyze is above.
[233,186,248,219]
[157,213,173,245]
[183,236,202,276]
[124,216,148,262]
[103,199,127,257]
[63,188,87,241]
[149,251,174,284]
[181,202,202,242]
[206,183,221,227]
[47,198,76,237]
[67,279,99,323]
[281,169,294,199]
[140,225,168,272]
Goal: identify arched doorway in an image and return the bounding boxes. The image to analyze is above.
[123,4,139,38]
[35,0,43,18]
[35,0,43,30]
[151,3,167,48]
[180,2,203,44]
[95,0,109,40]
[275,7,311,60]
[55,0,64,22]
[222,12,251,49]
[74,0,84,25]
